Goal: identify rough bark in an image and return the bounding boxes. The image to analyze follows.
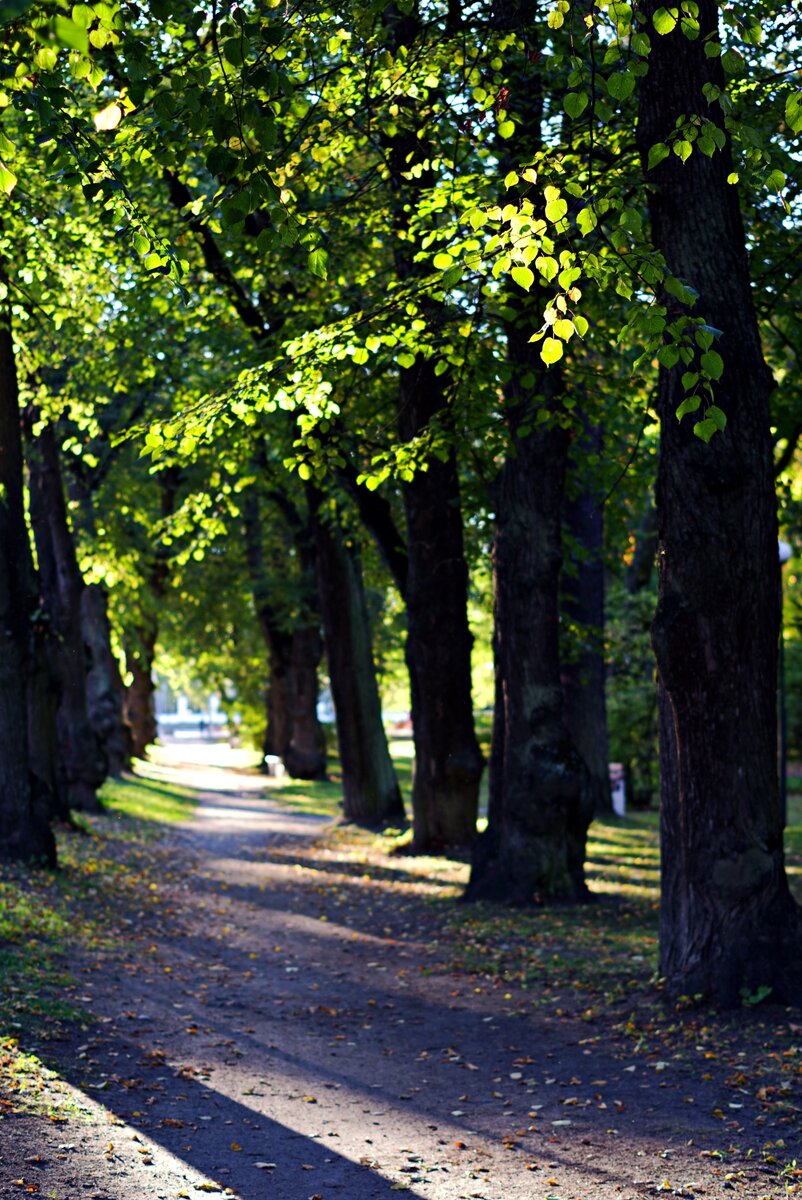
[562,425,612,816]
[312,498,404,825]
[26,620,71,825]
[25,416,106,811]
[637,0,802,1004]
[82,584,131,776]
[0,312,56,864]
[466,3,590,900]
[466,350,590,903]
[398,358,484,849]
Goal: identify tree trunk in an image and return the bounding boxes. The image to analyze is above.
[0,310,56,864]
[263,629,290,762]
[562,425,612,816]
[313,499,404,824]
[466,354,590,903]
[283,625,327,779]
[637,0,802,1003]
[27,620,71,825]
[124,631,158,759]
[82,584,131,776]
[25,416,106,810]
[243,488,327,780]
[399,359,484,848]
[122,468,180,761]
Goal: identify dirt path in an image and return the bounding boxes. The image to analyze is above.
[2,761,800,1199]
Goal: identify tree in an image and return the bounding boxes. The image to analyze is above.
[636,0,802,1003]
[0,304,56,865]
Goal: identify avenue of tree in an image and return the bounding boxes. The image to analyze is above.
[0,0,801,1005]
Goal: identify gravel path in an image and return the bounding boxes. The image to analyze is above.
[1,761,800,1199]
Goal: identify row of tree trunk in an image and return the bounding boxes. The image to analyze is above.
[0,307,131,866]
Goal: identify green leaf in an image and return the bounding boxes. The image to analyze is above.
[297,462,312,481]
[547,9,564,28]
[681,371,699,390]
[497,120,515,139]
[503,170,519,189]
[607,72,635,101]
[706,404,727,431]
[652,6,679,35]
[54,14,89,52]
[631,31,651,55]
[700,350,723,380]
[657,343,680,369]
[647,142,670,170]
[397,352,415,369]
[693,418,719,443]
[540,337,564,365]
[308,248,329,279]
[545,197,568,223]
[576,206,597,235]
[433,251,453,270]
[673,139,693,163]
[704,40,721,57]
[466,208,486,230]
[564,91,589,119]
[442,264,464,289]
[721,48,745,75]
[536,256,558,282]
[676,394,701,420]
[766,168,786,192]
[511,265,534,291]
[574,314,589,337]
[553,318,574,340]
[785,91,802,135]
[0,161,17,194]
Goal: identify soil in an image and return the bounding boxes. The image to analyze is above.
[1,757,800,1200]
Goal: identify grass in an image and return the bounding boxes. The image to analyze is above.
[3,750,802,1067]
[97,772,197,832]
[0,771,198,1047]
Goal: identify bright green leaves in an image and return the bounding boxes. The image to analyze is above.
[693,405,727,443]
[54,15,89,53]
[785,92,802,135]
[307,248,329,280]
[511,265,534,291]
[647,142,670,171]
[576,207,597,235]
[543,186,567,224]
[553,318,575,341]
[0,161,17,194]
[540,337,563,365]
[547,1,570,30]
[652,7,678,35]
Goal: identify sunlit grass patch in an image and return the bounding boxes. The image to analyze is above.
[98,773,197,830]
[0,772,198,1048]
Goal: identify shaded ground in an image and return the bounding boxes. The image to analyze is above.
[1,756,801,1199]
